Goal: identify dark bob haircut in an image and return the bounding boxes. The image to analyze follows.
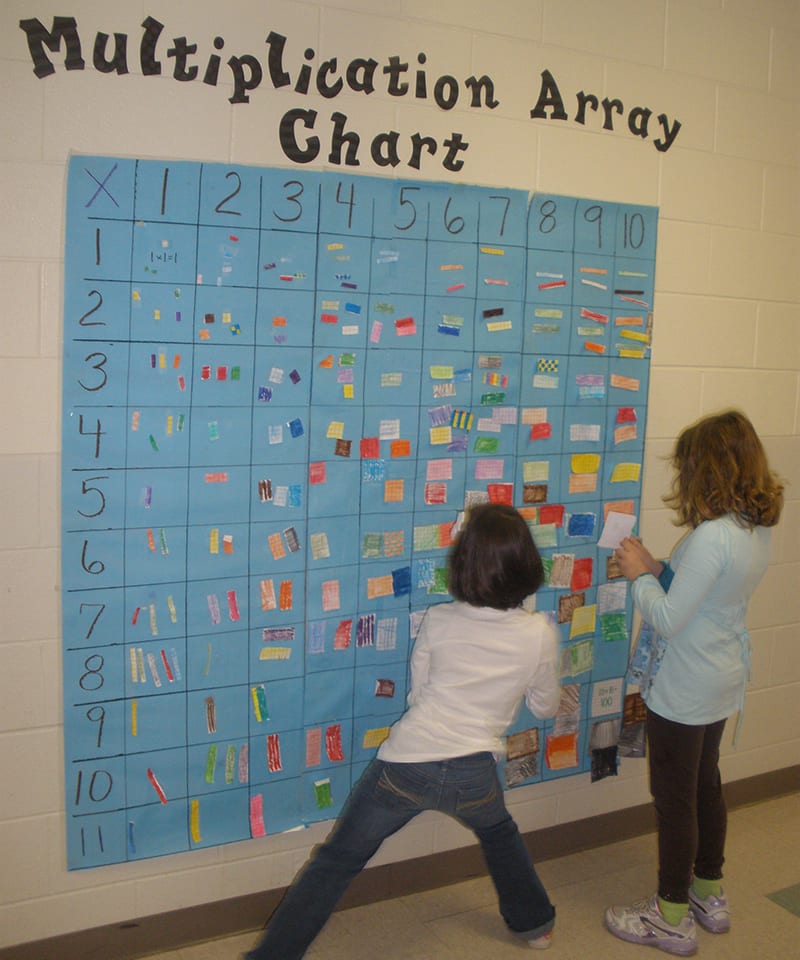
[447,503,544,610]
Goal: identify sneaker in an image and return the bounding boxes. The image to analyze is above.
[689,886,730,933]
[605,895,697,956]
[527,930,553,950]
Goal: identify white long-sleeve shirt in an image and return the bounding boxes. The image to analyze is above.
[378,601,560,762]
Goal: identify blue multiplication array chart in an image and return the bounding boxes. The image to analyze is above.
[62,156,657,868]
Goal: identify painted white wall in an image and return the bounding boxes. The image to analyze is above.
[1,0,798,947]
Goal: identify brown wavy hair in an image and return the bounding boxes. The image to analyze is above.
[664,410,784,529]
[447,503,544,609]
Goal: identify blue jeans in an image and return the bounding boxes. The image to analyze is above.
[245,753,555,959]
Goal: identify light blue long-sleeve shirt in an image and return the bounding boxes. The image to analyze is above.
[632,514,772,725]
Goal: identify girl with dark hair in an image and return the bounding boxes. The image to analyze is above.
[244,503,560,959]
[605,411,784,956]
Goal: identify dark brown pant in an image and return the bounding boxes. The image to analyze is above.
[646,707,728,903]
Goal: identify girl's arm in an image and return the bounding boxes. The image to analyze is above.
[524,621,561,719]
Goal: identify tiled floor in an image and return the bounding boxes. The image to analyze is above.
[142,792,799,959]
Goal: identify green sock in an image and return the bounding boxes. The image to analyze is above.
[692,877,722,899]
[658,897,689,926]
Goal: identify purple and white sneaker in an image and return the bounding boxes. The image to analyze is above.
[689,886,731,933]
[605,895,697,956]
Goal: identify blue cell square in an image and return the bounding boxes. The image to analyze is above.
[188,787,251,849]
[248,571,306,629]
[125,747,188,807]
[61,405,128,472]
[65,339,130,408]
[471,350,522,410]
[124,582,187,645]
[64,697,125,762]
[603,452,644,500]
[185,575,248,637]
[125,406,191,468]
[517,453,563,509]
[186,629,249,691]
[259,230,318,293]
[608,355,650,406]
[564,355,609,406]
[427,186,480,244]
[606,403,645,452]
[370,236,427,295]
[306,565,358,622]
[250,463,306,520]
[189,406,252,468]
[250,622,305,682]
[422,295,474,350]
[127,690,188,752]
[353,664,407,719]
[303,719,354,773]
[615,206,659,262]
[307,459,361,519]
[516,405,564,458]
[129,282,195,343]
[196,224,259,288]
[478,189,528,247]
[66,809,130,870]
[68,217,136,286]
[305,616,357,674]
[249,727,304,784]
[311,346,365,405]
[527,193,577,253]
[317,233,372,292]
[308,404,365,462]
[256,289,315,347]
[519,354,567,408]
[251,409,310,466]
[570,304,611,357]
[306,515,360,570]
[562,408,606,451]
[353,611,411,667]
[70,156,136,221]
[359,512,413,565]
[128,799,190,860]
[525,249,573,305]
[313,291,368,348]
[62,529,125,593]
[123,634,188,700]
[425,239,477,298]
[420,348,474,410]
[523,302,571,356]
[189,686,249,747]
[198,164,264,228]
[413,456,467,513]
[320,175,375,238]
[65,281,132,343]
[366,292,425,349]
[363,349,423,408]
[476,244,525,301]
[63,467,126,534]
[191,343,254,407]
[373,181,430,240]
[359,456,417,514]
[249,520,306,575]
[187,740,250,795]
[574,199,618,257]
[134,160,200,222]
[132,221,198,285]
[123,523,186,587]
[261,168,321,234]
[301,765,350,824]
[124,467,188,529]
[572,254,615,308]
[473,299,524,354]
[194,285,257,346]
[304,669,355,726]
[257,778,304,835]
[188,465,251,523]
